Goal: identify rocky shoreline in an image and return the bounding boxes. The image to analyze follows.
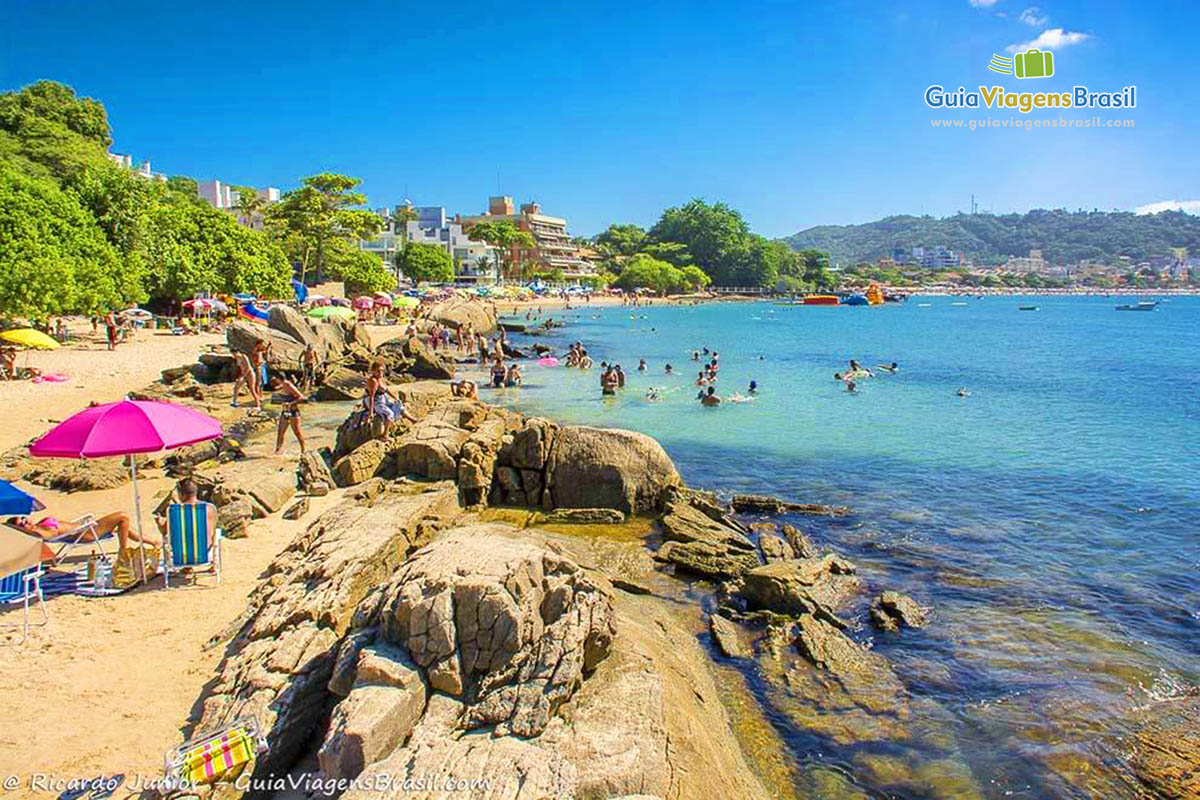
[9,301,1191,798]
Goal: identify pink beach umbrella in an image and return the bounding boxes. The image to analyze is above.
[372,293,393,307]
[352,297,374,311]
[537,356,560,367]
[29,399,223,582]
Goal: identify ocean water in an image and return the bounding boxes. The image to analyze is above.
[492,295,1200,798]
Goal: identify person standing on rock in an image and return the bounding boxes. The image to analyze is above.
[251,340,270,392]
[301,344,319,392]
[232,351,262,412]
[271,375,308,455]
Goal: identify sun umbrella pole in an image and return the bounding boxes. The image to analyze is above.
[129,457,148,583]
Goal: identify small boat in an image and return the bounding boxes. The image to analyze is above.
[1116,301,1159,311]
[843,294,870,306]
[951,301,968,306]
[1019,305,1038,311]
[802,294,840,306]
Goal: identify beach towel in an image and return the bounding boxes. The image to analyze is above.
[32,373,70,384]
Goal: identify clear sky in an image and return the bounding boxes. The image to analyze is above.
[2,0,1197,237]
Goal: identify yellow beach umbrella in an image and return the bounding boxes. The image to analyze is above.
[0,329,60,350]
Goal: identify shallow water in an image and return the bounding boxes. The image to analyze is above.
[492,295,1200,798]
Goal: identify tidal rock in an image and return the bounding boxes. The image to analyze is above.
[782,523,818,558]
[739,554,859,625]
[870,591,929,632]
[546,508,627,525]
[209,461,297,516]
[427,298,499,335]
[360,526,616,737]
[793,615,905,713]
[730,493,851,516]
[283,497,310,520]
[333,439,392,487]
[545,426,680,514]
[709,614,750,659]
[395,380,454,419]
[392,417,471,480]
[498,417,557,471]
[656,540,760,581]
[660,499,755,552]
[314,366,367,402]
[1127,695,1200,799]
[216,498,255,538]
[759,533,791,563]
[393,336,455,380]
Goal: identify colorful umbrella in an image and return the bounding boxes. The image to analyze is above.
[352,297,374,310]
[0,329,60,350]
[0,480,44,516]
[372,293,393,307]
[182,298,216,311]
[537,356,560,367]
[29,399,223,582]
[119,308,153,321]
[307,306,356,320]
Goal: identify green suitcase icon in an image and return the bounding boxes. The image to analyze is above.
[1014,48,1054,78]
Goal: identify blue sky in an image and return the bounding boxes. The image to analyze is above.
[2,0,1197,237]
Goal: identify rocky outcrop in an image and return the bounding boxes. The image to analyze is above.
[297,450,335,494]
[545,426,679,514]
[377,337,455,380]
[333,439,392,487]
[209,460,297,518]
[186,486,460,783]
[870,591,928,632]
[739,554,859,625]
[546,508,627,524]
[730,494,852,517]
[655,497,758,580]
[710,614,750,658]
[350,526,616,737]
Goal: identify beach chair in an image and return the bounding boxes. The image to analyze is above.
[0,564,47,645]
[44,515,110,565]
[164,717,266,788]
[162,503,222,588]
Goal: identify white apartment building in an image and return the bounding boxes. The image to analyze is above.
[196,180,281,229]
[106,151,167,182]
[360,205,499,283]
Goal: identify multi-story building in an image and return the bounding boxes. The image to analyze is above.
[359,205,499,283]
[1005,249,1049,274]
[106,151,167,182]
[196,180,280,229]
[458,196,595,279]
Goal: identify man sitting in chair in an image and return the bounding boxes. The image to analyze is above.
[155,478,216,550]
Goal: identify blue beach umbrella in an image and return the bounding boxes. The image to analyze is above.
[0,480,44,516]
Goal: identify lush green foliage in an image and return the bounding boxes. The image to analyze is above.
[265,173,383,284]
[784,210,1200,266]
[0,80,296,319]
[594,223,647,257]
[0,164,134,318]
[613,254,687,293]
[335,249,396,295]
[396,242,454,284]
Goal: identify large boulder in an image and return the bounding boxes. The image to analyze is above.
[311,318,348,361]
[545,426,680,514]
[655,496,758,580]
[427,298,498,334]
[268,304,323,357]
[314,365,367,402]
[377,337,455,380]
[395,380,453,419]
[208,460,297,517]
[333,439,392,487]
[498,417,558,471]
[869,591,929,632]
[356,525,616,736]
[226,321,306,372]
[392,418,472,481]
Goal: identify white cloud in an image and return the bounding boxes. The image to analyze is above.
[969,0,999,7]
[1018,7,1048,26]
[1006,27,1091,53]
[1135,200,1200,216]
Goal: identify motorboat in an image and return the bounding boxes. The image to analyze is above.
[1115,301,1158,311]
[1018,305,1039,311]
[802,294,840,306]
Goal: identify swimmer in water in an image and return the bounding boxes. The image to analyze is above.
[665,363,674,375]
[700,386,722,406]
[638,358,647,371]
[956,387,970,397]
[846,380,857,393]
[748,380,758,394]
[877,362,899,373]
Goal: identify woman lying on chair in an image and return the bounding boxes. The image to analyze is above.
[7,511,160,550]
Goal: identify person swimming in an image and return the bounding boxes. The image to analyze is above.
[665,363,674,375]
[748,380,758,394]
[700,385,721,406]
[638,358,647,371]
[877,362,899,373]
[956,387,970,397]
[846,380,857,393]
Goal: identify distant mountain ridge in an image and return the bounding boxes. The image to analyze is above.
[781,209,1200,266]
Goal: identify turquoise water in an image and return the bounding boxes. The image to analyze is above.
[494,296,1200,798]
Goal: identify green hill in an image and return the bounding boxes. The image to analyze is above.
[782,210,1200,266]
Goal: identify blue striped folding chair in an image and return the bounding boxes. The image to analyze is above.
[162,503,222,588]
[0,565,47,645]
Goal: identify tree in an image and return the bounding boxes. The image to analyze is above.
[595,223,646,257]
[232,185,267,227]
[389,204,420,280]
[265,173,383,283]
[335,250,396,295]
[396,242,454,284]
[166,175,199,196]
[648,199,752,286]
[679,265,711,291]
[0,80,112,147]
[614,254,684,294]
[0,164,134,318]
[466,220,535,281]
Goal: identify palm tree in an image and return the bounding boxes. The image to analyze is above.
[232,186,267,229]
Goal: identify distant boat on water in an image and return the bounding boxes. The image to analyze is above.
[843,294,870,306]
[1019,305,1039,311]
[1116,301,1159,311]
[802,294,840,306]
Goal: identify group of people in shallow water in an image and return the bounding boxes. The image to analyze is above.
[833,359,899,393]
